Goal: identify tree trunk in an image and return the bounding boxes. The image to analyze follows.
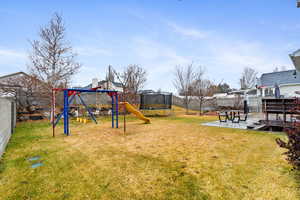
[199,97,204,116]
[185,96,189,114]
[199,100,202,116]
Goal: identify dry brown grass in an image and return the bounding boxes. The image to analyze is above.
[0,116,299,199]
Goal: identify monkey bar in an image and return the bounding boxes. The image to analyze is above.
[51,88,119,136]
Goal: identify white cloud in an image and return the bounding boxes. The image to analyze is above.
[126,9,145,21]
[129,37,192,92]
[127,29,294,91]
[0,48,27,74]
[167,22,209,39]
[209,40,293,74]
[166,21,292,70]
[280,24,300,32]
[133,37,190,65]
[75,46,112,57]
[0,48,26,58]
[165,21,294,88]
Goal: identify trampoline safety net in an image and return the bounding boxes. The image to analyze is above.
[140,92,172,110]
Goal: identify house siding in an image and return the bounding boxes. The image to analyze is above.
[257,70,300,98]
[280,84,300,97]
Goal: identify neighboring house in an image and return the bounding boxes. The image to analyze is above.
[290,49,300,71]
[0,72,29,82]
[84,79,123,92]
[257,70,300,97]
[0,72,28,98]
[0,72,48,118]
[0,71,29,83]
[212,93,228,98]
[212,89,257,98]
[74,79,123,105]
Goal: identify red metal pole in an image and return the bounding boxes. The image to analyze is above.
[123,89,126,134]
[52,89,56,137]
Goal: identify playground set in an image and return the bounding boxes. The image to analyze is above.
[51,87,119,136]
[51,87,152,137]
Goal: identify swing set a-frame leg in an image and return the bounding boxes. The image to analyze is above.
[77,94,98,124]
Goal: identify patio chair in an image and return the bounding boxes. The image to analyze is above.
[231,112,240,123]
[218,111,228,122]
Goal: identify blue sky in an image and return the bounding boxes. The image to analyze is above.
[0,0,300,93]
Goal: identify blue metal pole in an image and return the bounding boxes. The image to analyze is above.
[54,94,76,127]
[63,90,69,135]
[111,95,114,128]
[116,94,119,128]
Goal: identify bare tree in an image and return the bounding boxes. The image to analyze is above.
[240,67,258,89]
[28,13,81,103]
[112,65,147,133]
[112,64,147,104]
[106,65,115,82]
[173,64,196,114]
[233,93,243,110]
[121,65,147,104]
[216,83,231,93]
[192,66,214,115]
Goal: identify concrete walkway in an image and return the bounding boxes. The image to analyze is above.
[202,113,263,130]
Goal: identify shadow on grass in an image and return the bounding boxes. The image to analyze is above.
[0,121,60,173]
[163,116,217,124]
[6,121,50,150]
[0,116,216,199]
[1,140,211,200]
[285,165,300,198]
[92,147,211,200]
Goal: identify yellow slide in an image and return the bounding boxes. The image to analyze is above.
[121,102,150,123]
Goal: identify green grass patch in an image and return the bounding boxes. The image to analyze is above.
[0,117,299,200]
[165,115,217,124]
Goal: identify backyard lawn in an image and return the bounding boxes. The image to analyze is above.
[0,115,299,200]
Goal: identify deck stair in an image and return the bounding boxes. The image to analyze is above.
[247,122,266,130]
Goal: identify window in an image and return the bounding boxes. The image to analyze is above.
[265,88,274,97]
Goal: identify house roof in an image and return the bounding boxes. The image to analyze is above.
[99,80,123,88]
[0,83,21,88]
[84,80,123,89]
[290,49,300,71]
[258,70,300,87]
[0,72,29,80]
